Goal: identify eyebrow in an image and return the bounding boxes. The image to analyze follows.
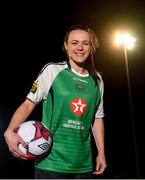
[70,40,90,43]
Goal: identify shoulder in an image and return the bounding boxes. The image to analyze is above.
[96,73,104,91]
[97,72,103,80]
[38,61,68,76]
[96,72,103,83]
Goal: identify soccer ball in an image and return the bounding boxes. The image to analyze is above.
[15,120,52,159]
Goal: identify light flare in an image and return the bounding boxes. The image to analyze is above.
[115,32,136,49]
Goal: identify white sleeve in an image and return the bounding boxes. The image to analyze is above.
[95,74,105,119]
[26,64,52,104]
[26,63,67,104]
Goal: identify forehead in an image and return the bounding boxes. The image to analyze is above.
[68,29,90,41]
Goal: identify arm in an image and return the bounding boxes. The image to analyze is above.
[4,99,36,159]
[92,118,107,175]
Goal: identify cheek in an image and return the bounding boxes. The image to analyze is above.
[85,47,91,54]
[65,49,72,58]
[67,47,75,54]
[83,44,91,51]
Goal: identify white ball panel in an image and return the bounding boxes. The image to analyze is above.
[18,144,27,154]
[17,121,36,142]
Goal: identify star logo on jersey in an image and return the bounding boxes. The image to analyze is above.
[70,98,87,115]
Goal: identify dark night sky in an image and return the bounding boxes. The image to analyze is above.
[1,0,145,178]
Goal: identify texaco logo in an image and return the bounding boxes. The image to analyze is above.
[70,98,87,115]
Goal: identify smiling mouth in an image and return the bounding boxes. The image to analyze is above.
[75,53,84,57]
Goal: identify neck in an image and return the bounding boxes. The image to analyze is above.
[69,60,88,75]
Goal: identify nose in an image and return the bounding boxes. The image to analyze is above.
[77,43,83,50]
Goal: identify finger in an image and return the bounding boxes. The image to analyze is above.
[18,136,28,148]
[11,144,28,159]
[16,146,29,158]
[93,165,106,175]
[17,137,29,157]
[95,162,100,172]
[93,170,103,175]
[12,151,28,160]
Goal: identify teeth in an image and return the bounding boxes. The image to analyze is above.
[76,54,83,56]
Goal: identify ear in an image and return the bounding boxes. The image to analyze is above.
[64,42,68,51]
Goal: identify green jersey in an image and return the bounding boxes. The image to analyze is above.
[27,61,104,173]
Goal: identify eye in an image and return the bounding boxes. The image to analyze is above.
[84,42,89,45]
[72,42,77,45]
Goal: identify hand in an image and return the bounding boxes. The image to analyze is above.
[93,153,107,175]
[4,129,28,160]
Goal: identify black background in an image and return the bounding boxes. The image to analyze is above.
[1,0,145,178]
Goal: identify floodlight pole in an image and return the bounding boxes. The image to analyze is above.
[123,44,140,177]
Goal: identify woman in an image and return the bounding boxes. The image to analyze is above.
[4,24,107,179]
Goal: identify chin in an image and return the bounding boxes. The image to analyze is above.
[69,56,89,65]
[75,58,87,64]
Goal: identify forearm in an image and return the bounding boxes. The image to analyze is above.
[4,99,36,159]
[92,118,107,174]
[92,118,105,155]
[6,99,36,132]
